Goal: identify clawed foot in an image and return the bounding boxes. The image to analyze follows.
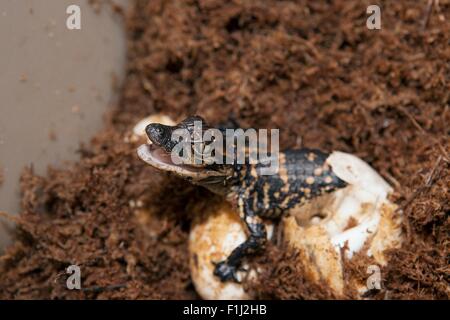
[213,261,240,283]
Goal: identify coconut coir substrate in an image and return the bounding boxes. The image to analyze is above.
[0,0,448,299]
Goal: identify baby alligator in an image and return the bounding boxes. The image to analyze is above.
[137,116,347,282]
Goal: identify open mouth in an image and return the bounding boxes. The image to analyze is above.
[137,143,206,175]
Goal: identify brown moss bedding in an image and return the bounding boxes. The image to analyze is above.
[0,0,448,299]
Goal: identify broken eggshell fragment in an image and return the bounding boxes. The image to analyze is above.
[189,201,274,300]
[283,151,402,297]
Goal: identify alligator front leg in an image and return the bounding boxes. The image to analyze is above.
[213,202,267,282]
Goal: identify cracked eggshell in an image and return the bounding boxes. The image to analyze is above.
[283,151,402,297]
[189,202,273,300]
[126,114,176,143]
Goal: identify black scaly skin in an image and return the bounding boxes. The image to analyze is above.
[213,148,347,282]
[143,116,348,283]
